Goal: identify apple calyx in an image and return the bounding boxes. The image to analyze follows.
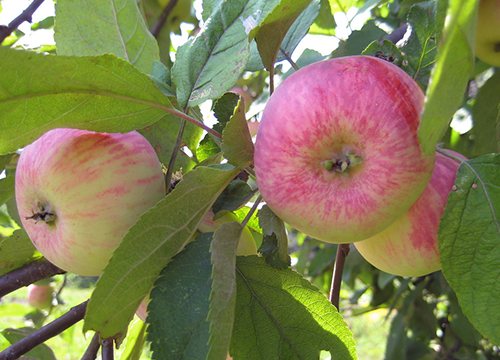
[321,153,363,173]
[26,202,56,224]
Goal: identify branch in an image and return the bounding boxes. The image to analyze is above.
[329,243,350,309]
[101,338,114,360]
[0,258,66,298]
[81,333,101,360]
[0,300,88,360]
[151,0,180,38]
[380,23,408,45]
[0,0,46,44]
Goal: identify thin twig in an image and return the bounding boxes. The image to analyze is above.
[0,300,88,360]
[241,195,262,229]
[150,0,180,38]
[380,23,409,45]
[329,244,350,309]
[0,0,46,44]
[0,258,66,298]
[279,48,299,71]
[165,118,187,193]
[81,333,101,360]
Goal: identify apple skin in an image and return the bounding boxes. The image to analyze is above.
[27,284,54,310]
[136,209,257,321]
[354,151,465,277]
[475,0,500,66]
[15,129,166,276]
[254,56,435,243]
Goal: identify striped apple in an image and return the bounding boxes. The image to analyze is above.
[15,129,166,276]
[355,150,466,277]
[254,55,436,243]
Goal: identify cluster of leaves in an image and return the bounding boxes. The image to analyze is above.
[0,0,499,359]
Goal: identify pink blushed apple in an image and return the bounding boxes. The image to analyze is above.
[254,55,435,243]
[27,283,55,310]
[15,129,166,276]
[354,151,465,277]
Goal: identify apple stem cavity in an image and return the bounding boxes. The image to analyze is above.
[26,203,56,224]
[321,154,363,173]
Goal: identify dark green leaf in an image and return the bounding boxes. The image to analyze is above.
[363,40,405,67]
[84,164,240,339]
[401,1,440,85]
[231,256,356,359]
[418,0,478,155]
[257,205,291,269]
[55,0,159,74]
[471,71,500,156]
[213,180,255,214]
[0,48,173,155]
[439,154,500,344]
[147,234,213,360]
[331,20,387,58]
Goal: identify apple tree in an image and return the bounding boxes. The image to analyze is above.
[0,0,499,359]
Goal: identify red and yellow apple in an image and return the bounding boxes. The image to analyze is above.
[355,151,465,277]
[27,282,55,310]
[254,55,435,243]
[15,129,166,276]
[475,0,500,66]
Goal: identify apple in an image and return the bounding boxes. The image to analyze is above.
[354,151,465,277]
[27,283,54,310]
[475,0,500,66]
[254,55,435,243]
[136,209,257,321]
[15,129,166,276]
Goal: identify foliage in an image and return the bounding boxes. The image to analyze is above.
[0,0,499,359]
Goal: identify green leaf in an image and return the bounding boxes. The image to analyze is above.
[207,222,243,360]
[0,48,173,155]
[362,40,405,67]
[439,154,500,345]
[418,0,479,155]
[139,115,203,173]
[251,0,312,72]
[0,172,15,206]
[0,154,13,174]
[1,327,57,360]
[309,0,336,35]
[246,0,322,71]
[84,164,240,339]
[471,71,500,156]
[257,205,291,269]
[119,319,147,360]
[230,256,356,359]
[221,97,254,168]
[331,20,386,58]
[172,0,263,108]
[55,0,159,74]
[400,1,440,85]
[213,180,255,214]
[146,233,213,360]
[0,230,39,276]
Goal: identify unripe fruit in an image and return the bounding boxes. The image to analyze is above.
[355,151,465,277]
[15,129,166,276]
[475,0,500,66]
[254,55,435,243]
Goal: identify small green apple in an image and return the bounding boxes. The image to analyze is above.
[476,0,500,66]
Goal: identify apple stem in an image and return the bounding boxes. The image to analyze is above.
[329,243,350,310]
[321,154,363,173]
